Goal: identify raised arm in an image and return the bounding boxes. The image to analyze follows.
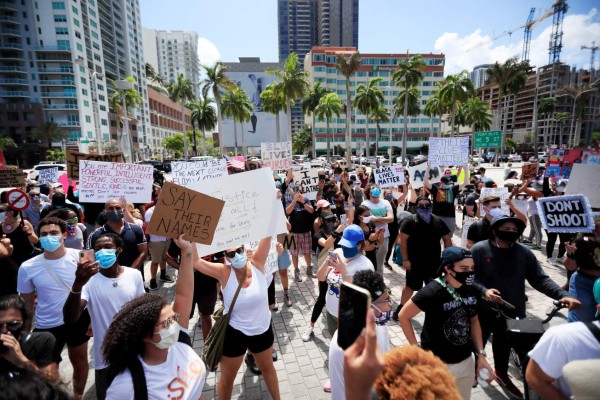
[172,235,194,329]
[251,236,273,273]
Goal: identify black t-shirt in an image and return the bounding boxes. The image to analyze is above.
[0,258,18,298]
[467,218,491,245]
[87,222,146,267]
[463,192,479,217]
[412,280,478,364]
[400,215,450,272]
[0,332,56,372]
[288,205,313,233]
[572,237,600,272]
[429,184,460,217]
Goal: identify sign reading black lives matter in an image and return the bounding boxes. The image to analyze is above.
[537,194,594,233]
[293,169,320,200]
[374,165,405,188]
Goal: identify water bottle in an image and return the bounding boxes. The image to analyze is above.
[477,368,491,388]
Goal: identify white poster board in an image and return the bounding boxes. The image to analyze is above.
[374,165,405,188]
[189,168,288,257]
[406,163,441,190]
[479,187,510,216]
[293,169,320,200]
[171,159,227,186]
[248,237,279,276]
[38,167,58,184]
[565,164,600,208]
[78,161,153,203]
[582,151,600,165]
[537,195,594,233]
[428,137,469,166]
[461,217,477,248]
[261,141,292,170]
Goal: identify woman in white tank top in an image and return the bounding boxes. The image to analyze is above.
[194,236,281,400]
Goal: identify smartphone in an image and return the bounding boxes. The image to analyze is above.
[328,251,338,261]
[80,249,95,263]
[337,282,372,350]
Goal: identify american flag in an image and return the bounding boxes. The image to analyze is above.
[223,155,245,170]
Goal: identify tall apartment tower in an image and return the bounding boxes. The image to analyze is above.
[142,29,200,98]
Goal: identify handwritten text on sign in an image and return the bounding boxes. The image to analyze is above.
[374,165,405,188]
[428,137,469,166]
[171,159,227,186]
[261,141,292,170]
[190,168,288,257]
[78,161,153,203]
[521,163,538,180]
[38,167,58,184]
[537,195,594,233]
[67,150,123,179]
[406,163,441,189]
[145,181,224,244]
[293,169,320,200]
[0,168,25,188]
[248,237,279,276]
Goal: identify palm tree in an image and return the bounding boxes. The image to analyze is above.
[167,73,195,160]
[261,83,286,143]
[553,111,570,147]
[315,92,342,162]
[353,77,384,156]
[301,81,330,158]
[393,88,421,118]
[424,87,443,138]
[557,79,600,147]
[267,53,309,143]
[439,70,476,136]
[201,62,236,155]
[145,62,166,87]
[537,97,556,150]
[392,52,426,164]
[221,87,253,155]
[371,103,390,158]
[32,121,69,149]
[335,51,361,164]
[189,96,217,157]
[462,98,492,152]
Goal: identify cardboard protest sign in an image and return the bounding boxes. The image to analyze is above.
[261,141,292,170]
[145,181,225,244]
[279,233,297,251]
[521,163,538,180]
[67,150,124,179]
[406,163,441,189]
[428,137,469,166]
[374,165,405,188]
[480,187,510,216]
[537,195,594,233]
[171,159,227,186]
[190,168,288,257]
[0,167,25,188]
[565,164,600,208]
[78,160,153,203]
[38,167,58,184]
[461,217,477,248]
[293,169,320,200]
[248,237,279,276]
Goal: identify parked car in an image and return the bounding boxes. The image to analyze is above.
[529,152,548,163]
[507,154,522,162]
[27,163,67,181]
[310,159,325,168]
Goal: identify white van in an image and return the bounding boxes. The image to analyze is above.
[189,156,214,161]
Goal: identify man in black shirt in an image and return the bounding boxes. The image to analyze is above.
[285,183,315,282]
[466,195,503,249]
[425,165,466,236]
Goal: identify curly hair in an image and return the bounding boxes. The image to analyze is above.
[375,345,461,400]
[102,294,166,375]
[94,232,124,250]
[0,367,71,400]
[352,270,386,301]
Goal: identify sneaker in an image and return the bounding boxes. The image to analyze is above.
[143,284,150,293]
[530,244,542,250]
[392,304,403,322]
[245,354,261,375]
[302,326,314,342]
[159,274,175,283]
[323,379,332,393]
[307,266,317,279]
[270,302,279,311]
[149,279,158,291]
[284,293,292,307]
[294,268,302,283]
[272,348,278,362]
[521,239,532,244]
[384,262,393,271]
[495,370,524,399]
[548,257,560,266]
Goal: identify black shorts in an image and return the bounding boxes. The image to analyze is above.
[221,322,274,358]
[405,267,436,291]
[191,270,218,317]
[34,308,91,363]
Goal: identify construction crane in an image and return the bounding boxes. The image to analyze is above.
[548,0,568,63]
[581,41,599,71]
[522,7,536,62]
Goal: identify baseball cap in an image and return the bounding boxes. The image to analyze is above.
[440,246,473,266]
[490,214,526,234]
[338,224,365,248]
[316,199,330,210]
[321,210,336,220]
[371,188,381,197]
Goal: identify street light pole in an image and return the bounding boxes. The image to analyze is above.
[75,59,103,154]
[386,86,394,166]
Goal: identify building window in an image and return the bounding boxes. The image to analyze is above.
[101,119,108,126]
[82,89,88,95]
[71,5,78,15]
[52,2,65,9]
[54,14,67,22]
[85,116,91,123]
[55,27,68,35]
[83,100,89,107]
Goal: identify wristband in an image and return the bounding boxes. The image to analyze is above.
[70,288,81,295]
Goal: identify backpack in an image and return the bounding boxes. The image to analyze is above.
[586,322,600,344]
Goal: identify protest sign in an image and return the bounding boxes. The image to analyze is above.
[78,161,153,203]
[565,164,600,208]
[279,233,297,251]
[67,150,124,179]
[537,194,594,233]
[189,168,288,257]
[480,187,510,216]
[373,165,405,188]
[0,167,25,188]
[38,167,58,184]
[406,163,441,189]
[521,163,538,180]
[248,237,279,276]
[582,151,600,165]
[461,217,477,248]
[428,137,469,166]
[171,159,227,186]
[293,169,320,200]
[261,141,292,170]
[6,189,29,210]
[145,181,225,244]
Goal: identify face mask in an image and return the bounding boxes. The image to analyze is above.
[230,252,247,269]
[67,224,76,236]
[323,220,336,233]
[40,235,62,252]
[372,306,392,325]
[495,230,520,243]
[360,215,372,224]
[318,174,326,181]
[0,213,5,224]
[152,322,180,350]
[106,210,124,222]
[95,248,117,269]
[450,270,475,286]
[416,207,432,224]
[342,246,359,258]
[488,208,503,218]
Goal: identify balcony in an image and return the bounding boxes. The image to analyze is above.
[0,65,24,72]
[0,78,26,84]
[0,28,19,36]
[35,45,71,52]
[0,2,18,11]
[56,121,80,127]
[44,103,78,110]
[39,79,76,86]
[0,90,27,97]
[41,92,77,98]
[37,67,73,74]
[0,41,21,50]
[0,14,19,23]
[36,54,71,61]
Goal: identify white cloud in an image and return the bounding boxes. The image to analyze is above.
[197,37,221,67]
[435,9,600,75]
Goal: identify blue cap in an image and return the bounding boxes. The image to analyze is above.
[338,224,365,248]
[371,188,381,197]
[441,246,473,266]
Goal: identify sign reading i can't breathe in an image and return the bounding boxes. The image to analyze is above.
[537,194,594,233]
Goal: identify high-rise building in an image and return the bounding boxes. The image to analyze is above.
[470,64,491,89]
[142,29,200,98]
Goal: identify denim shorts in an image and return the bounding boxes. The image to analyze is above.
[278,249,291,270]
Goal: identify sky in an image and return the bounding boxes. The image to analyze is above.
[140,0,600,75]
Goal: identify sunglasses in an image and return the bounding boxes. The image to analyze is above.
[155,313,179,330]
[224,247,244,259]
[66,217,78,224]
[0,320,23,331]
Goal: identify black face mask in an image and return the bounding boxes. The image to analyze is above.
[495,230,520,243]
[318,174,326,181]
[106,210,124,222]
[451,269,475,286]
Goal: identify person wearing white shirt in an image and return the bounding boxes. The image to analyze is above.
[144,205,174,291]
[361,186,393,275]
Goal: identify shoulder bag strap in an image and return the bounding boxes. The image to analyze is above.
[586,322,600,344]
[129,357,148,400]
[41,256,72,294]
[228,266,248,315]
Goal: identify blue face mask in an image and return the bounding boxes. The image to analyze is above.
[95,249,117,269]
[40,235,62,253]
[230,253,247,269]
[342,246,359,258]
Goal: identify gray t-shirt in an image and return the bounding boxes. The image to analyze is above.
[64,223,86,250]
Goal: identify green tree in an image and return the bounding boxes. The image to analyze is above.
[592,131,600,147]
[462,97,492,137]
[201,61,236,155]
[32,121,69,148]
[163,133,184,155]
[0,135,17,151]
[261,83,286,142]
[292,124,313,155]
[392,52,426,164]
[439,70,476,136]
[189,96,218,157]
[553,111,571,147]
[353,77,384,156]
[393,88,421,119]
[108,76,143,159]
[168,73,195,159]
[315,92,342,162]
[46,149,66,162]
[371,103,390,157]
[424,86,443,138]
[301,81,330,158]
[335,51,361,165]
[221,87,253,155]
[145,62,166,87]
[537,97,556,150]
[505,137,518,153]
[557,78,600,147]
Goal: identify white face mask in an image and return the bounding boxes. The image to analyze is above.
[360,215,372,224]
[152,322,180,349]
[489,207,503,218]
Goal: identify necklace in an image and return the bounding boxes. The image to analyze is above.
[435,277,465,305]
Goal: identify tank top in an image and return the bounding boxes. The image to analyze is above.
[222,265,271,336]
[527,197,538,216]
[3,222,36,266]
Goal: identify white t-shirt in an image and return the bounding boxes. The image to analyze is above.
[325,248,374,317]
[528,321,600,398]
[144,207,168,242]
[17,248,80,329]
[82,267,145,369]
[106,330,206,400]
[361,199,393,238]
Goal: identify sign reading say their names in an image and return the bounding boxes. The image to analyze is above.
[293,169,320,200]
[171,159,227,185]
[480,187,510,216]
[374,165,405,188]
[190,168,288,257]
[428,137,469,166]
[406,163,441,189]
[78,160,153,203]
[261,141,292,170]
[38,167,58,184]
[145,181,225,244]
[537,194,594,233]
[565,164,600,209]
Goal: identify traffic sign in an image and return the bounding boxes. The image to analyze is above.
[6,189,30,211]
[474,131,502,149]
